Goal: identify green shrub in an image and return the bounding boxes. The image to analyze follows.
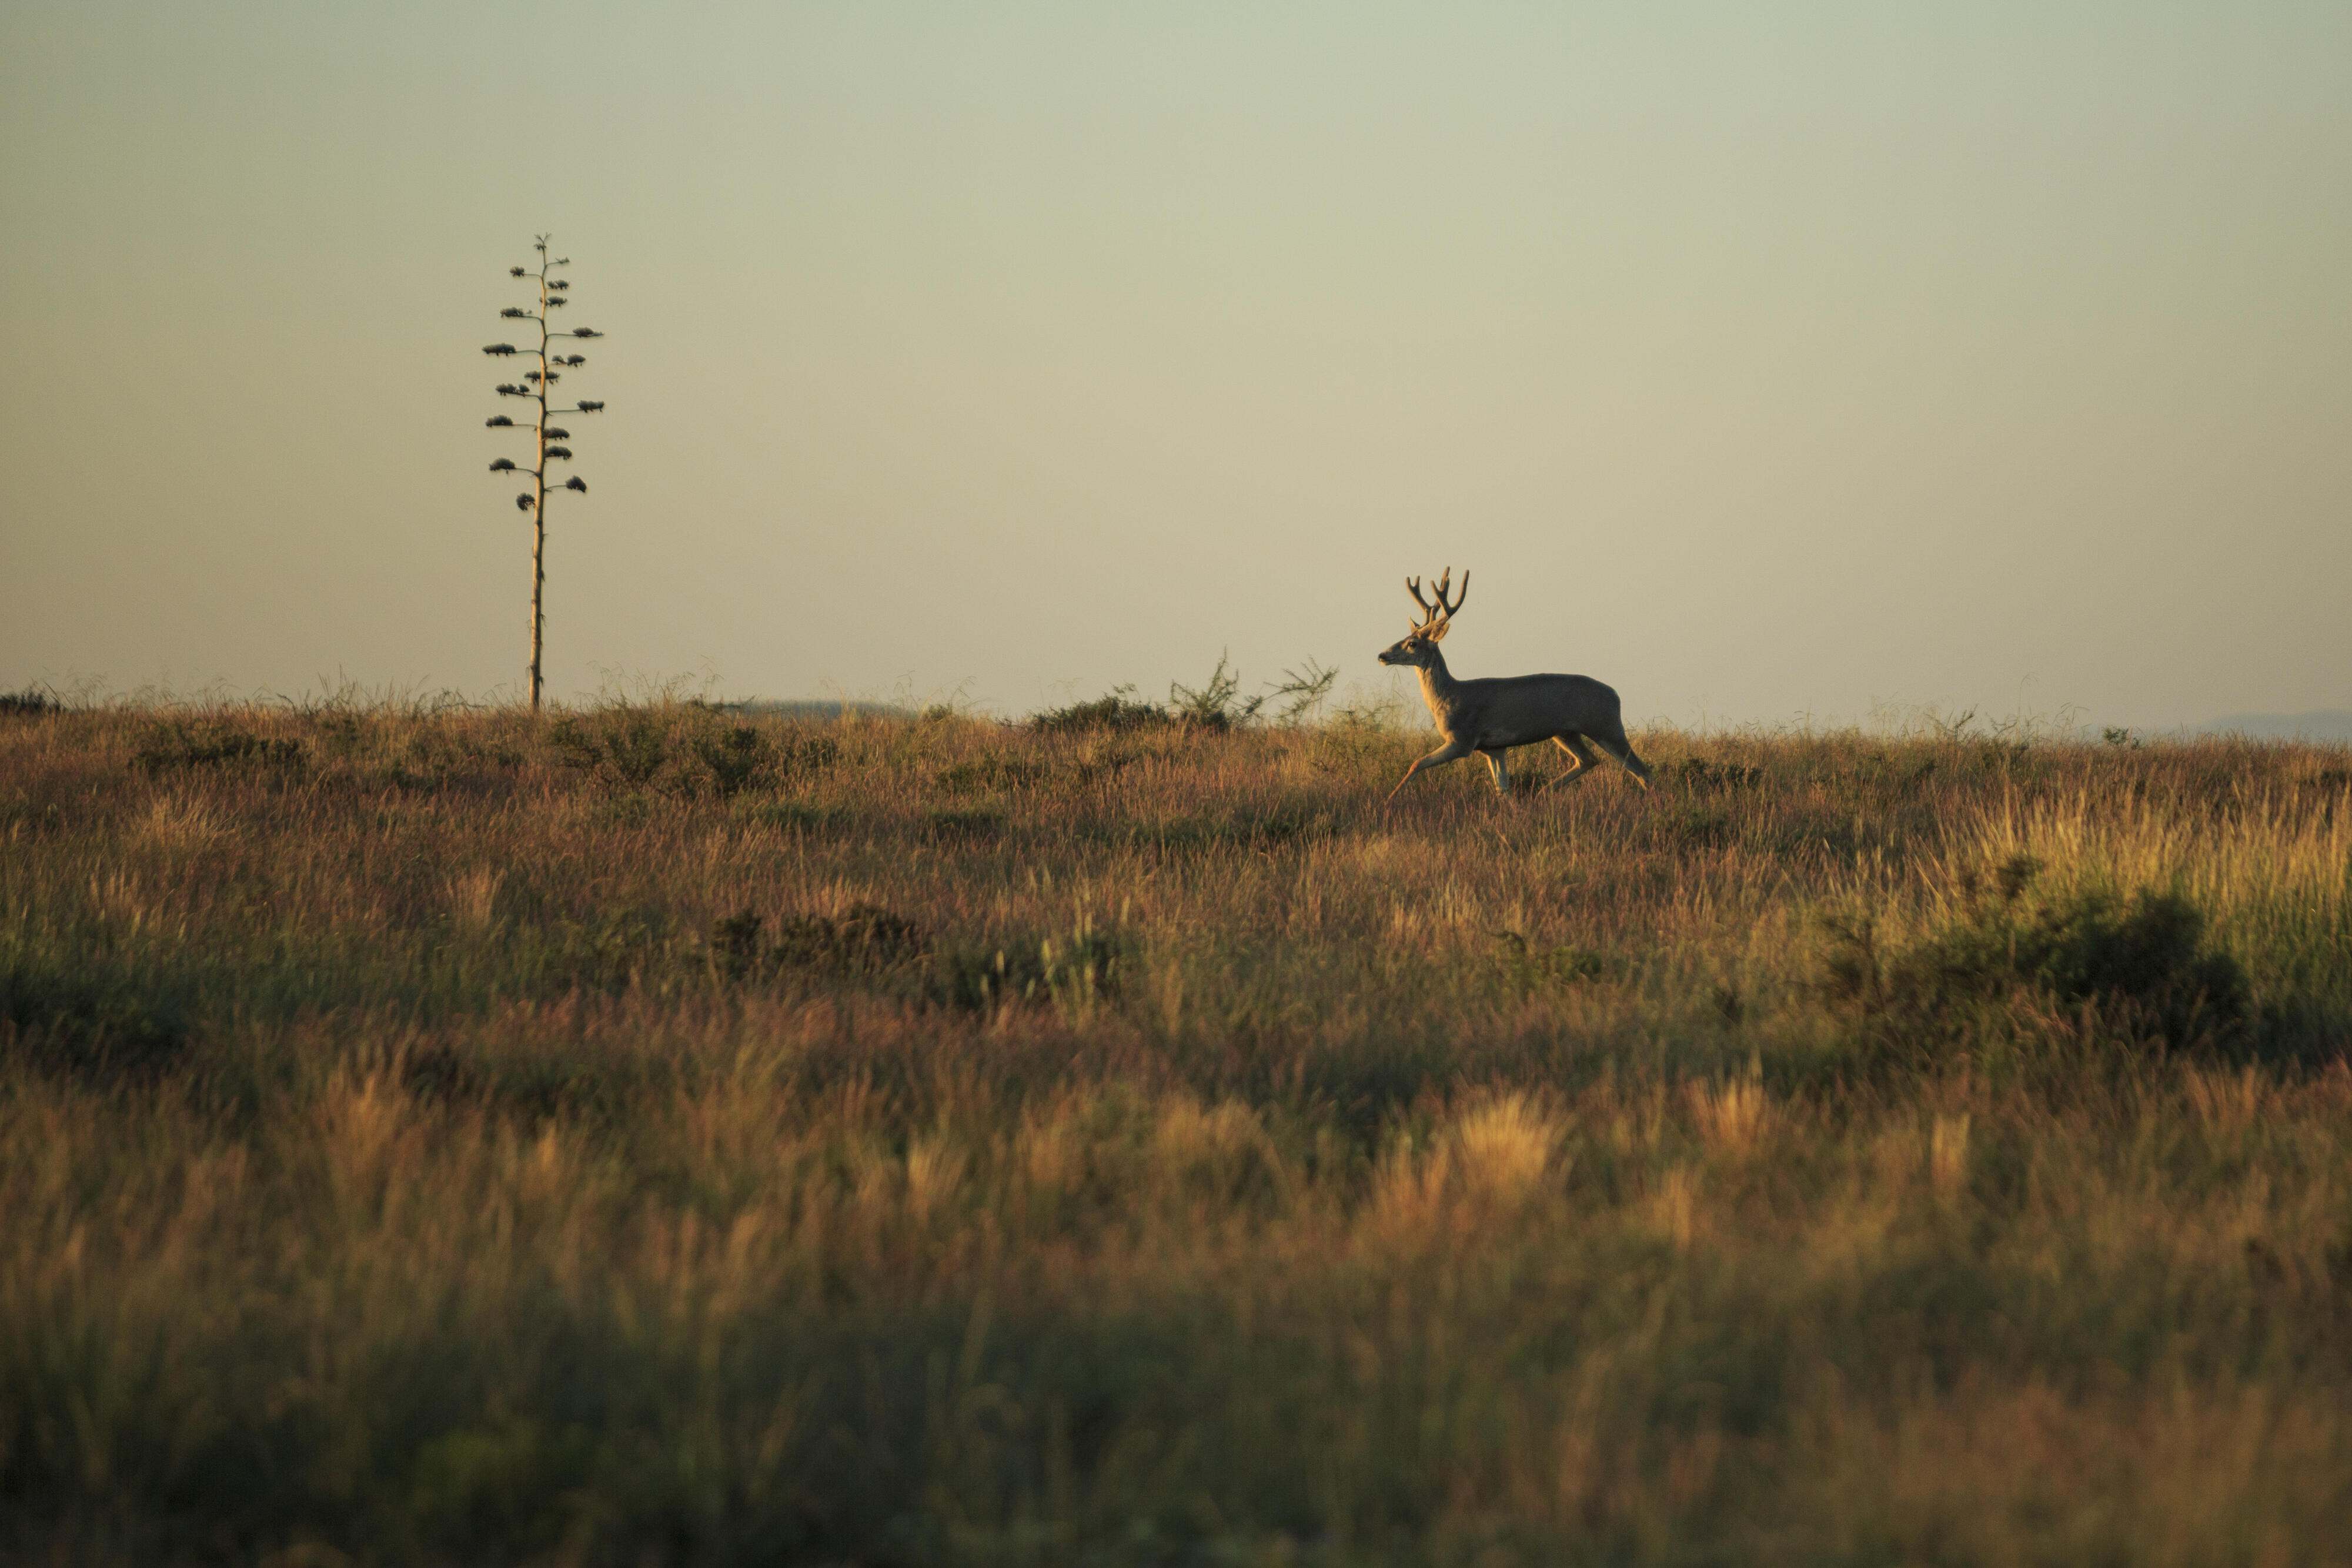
[1815,856,2250,1062]
[1032,685,1176,736]
[684,723,770,797]
[1167,653,1259,731]
[547,709,669,787]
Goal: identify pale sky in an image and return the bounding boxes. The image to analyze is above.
[4,2,2346,728]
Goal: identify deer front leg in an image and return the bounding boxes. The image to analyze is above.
[1388,737,1473,801]
[1479,748,1512,795]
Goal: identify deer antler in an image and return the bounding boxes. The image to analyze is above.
[1405,567,1471,636]
[1405,575,1437,625]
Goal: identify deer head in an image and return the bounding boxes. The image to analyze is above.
[1377,567,1469,668]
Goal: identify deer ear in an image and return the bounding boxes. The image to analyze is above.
[1425,618,1449,643]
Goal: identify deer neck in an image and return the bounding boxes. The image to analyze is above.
[1415,650,1464,726]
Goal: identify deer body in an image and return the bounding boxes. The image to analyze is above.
[1379,569,1652,800]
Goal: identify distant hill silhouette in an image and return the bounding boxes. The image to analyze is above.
[2196,710,2352,743]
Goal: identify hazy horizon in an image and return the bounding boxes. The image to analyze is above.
[5,2,2347,731]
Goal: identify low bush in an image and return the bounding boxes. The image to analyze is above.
[1815,855,2250,1064]
[708,905,930,984]
[131,720,305,775]
[1035,655,1337,735]
[1031,685,1176,736]
[706,905,1127,1014]
[769,905,931,977]
[547,708,669,785]
[547,707,838,798]
[0,688,61,718]
[933,921,1132,1012]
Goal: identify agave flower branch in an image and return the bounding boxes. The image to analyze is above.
[481,234,606,712]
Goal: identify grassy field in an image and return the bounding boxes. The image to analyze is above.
[3,694,2350,1565]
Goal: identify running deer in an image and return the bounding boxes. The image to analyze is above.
[1377,567,1653,800]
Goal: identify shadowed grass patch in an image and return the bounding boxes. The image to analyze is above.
[0,948,192,1082]
[708,904,931,984]
[934,921,1135,1013]
[130,720,305,776]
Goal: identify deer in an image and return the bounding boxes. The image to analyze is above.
[1378,567,1653,801]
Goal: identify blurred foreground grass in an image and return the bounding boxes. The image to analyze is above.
[3,698,2350,1564]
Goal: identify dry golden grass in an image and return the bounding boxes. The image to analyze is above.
[1,698,2348,1564]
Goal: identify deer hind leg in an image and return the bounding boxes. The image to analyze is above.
[1387,737,1473,801]
[1544,733,1599,789]
[1589,721,1654,790]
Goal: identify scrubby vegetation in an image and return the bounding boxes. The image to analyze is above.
[1034,655,1339,735]
[2,697,2349,1564]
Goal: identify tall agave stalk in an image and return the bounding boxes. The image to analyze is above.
[482,235,605,712]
